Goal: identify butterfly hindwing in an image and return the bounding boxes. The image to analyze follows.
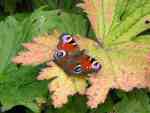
[70,53,101,75]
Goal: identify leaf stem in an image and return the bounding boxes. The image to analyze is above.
[95,37,104,48]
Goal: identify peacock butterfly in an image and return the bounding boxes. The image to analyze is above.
[53,33,101,75]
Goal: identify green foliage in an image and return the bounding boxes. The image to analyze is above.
[0,17,25,72]
[27,9,88,37]
[45,96,87,113]
[114,90,150,113]
[0,7,89,113]
[0,66,48,113]
[105,0,150,46]
[0,17,48,113]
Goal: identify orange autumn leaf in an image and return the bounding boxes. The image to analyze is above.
[13,31,88,108]
[13,29,150,108]
[79,0,150,108]
[80,0,116,39]
[38,62,87,108]
[85,41,150,108]
[12,30,59,65]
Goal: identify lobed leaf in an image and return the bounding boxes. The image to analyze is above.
[105,0,150,46]
[81,0,117,39]
[38,60,87,108]
[0,66,48,113]
[80,0,150,108]
[114,90,150,113]
[13,30,88,108]
[12,30,59,65]
[86,38,150,108]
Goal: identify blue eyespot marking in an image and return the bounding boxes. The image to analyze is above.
[73,65,82,74]
[54,50,66,60]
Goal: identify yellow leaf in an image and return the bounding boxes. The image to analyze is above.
[81,0,116,39]
[38,62,88,107]
[86,40,150,108]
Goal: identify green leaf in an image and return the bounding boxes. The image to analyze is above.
[0,13,49,113]
[47,0,58,9]
[31,0,47,8]
[24,9,89,37]
[45,96,87,113]
[46,0,82,11]
[105,0,150,46]
[82,0,117,39]
[14,13,31,22]
[0,66,48,113]
[90,96,114,113]
[82,1,150,108]
[0,17,24,73]
[115,90,150,113]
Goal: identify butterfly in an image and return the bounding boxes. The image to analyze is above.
[53,33,101,75]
